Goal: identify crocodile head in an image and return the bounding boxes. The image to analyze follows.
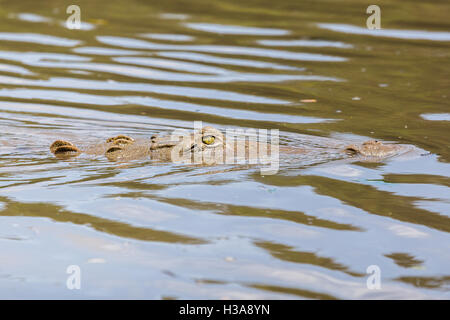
[149,126,226,163]
[345,140,400,158]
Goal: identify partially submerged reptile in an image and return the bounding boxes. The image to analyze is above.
[49,126,417,167]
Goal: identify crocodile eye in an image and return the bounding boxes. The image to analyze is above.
[202,135,215,145]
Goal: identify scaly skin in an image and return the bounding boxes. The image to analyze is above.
[345,140,400,158]
[49,126,408,163]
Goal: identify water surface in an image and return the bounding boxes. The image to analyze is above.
[0,0,449,299]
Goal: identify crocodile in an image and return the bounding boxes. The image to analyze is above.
[49,125,417,167]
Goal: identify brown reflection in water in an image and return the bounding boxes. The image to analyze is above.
[48,170,124,187]
[255,241,364,277]
[0,197,206,244]
[384,252,424,268]
[395,276,450,290]
[135,196,361,231]
[247,284,338,300]
[96,180,170,191]
[193,278,338,299]
[383,174,450,188]
[253,174,450,233]
[195,278,227,285]
[0,176,57,190]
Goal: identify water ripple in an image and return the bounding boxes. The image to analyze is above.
[0,32,81,46]
[97,36,348,61]
[0,75,290,104]
[185,23,290,35]
[0,3,448,299]
[317,23,450,41]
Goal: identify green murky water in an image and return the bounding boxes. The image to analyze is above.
[0,0,449,299]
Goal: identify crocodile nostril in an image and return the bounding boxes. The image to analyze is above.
[345,146,359,156]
